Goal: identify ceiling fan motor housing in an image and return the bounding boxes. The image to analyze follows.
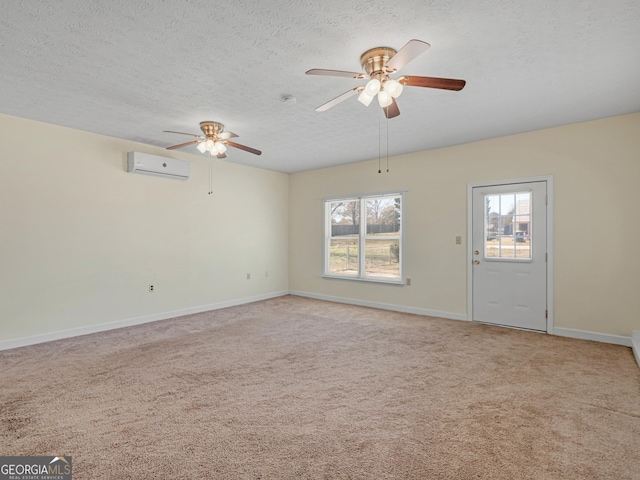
[200,121,224,138]
[360,47,397,76]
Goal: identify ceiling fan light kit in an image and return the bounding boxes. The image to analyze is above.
[306,39,466,119]
[196,139,226,155]
[357,76,403,107]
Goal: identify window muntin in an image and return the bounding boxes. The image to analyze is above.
[485,192,531,260]
[325,193,403,282]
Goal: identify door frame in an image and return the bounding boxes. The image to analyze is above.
[467,175,554,333]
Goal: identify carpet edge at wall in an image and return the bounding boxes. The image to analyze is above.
[0,291,289,351]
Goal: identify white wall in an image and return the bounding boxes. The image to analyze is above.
[0,114,289,345]
[289,113,640,337]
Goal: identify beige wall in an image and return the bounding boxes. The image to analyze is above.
[289,113,640,337]
[2,112,638,345]
[0,114,289,344]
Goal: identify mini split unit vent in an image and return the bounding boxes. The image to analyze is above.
[127,152,190,180]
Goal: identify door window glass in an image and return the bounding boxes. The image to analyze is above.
[485,192,531,259]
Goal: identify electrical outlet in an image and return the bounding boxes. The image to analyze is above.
[149,284,154,293]
[456,236,462,245]
[246,273,251,280]
[265,271,269,277]
[405,278,412,286]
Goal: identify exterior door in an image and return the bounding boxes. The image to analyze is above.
[472,181,547,331]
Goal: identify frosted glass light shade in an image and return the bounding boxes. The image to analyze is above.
[377,90,393,108]
[214,142,227,154]
[197,142,207,153]
[384,78,403,98]
[357,90,374,106]
[364,78,381,96]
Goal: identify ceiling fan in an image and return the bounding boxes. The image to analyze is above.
[164,121,262,158]
[306,39,466,119]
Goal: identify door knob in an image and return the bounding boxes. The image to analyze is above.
[474,260,480,265]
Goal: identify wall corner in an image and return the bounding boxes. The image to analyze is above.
[632,331,640,370]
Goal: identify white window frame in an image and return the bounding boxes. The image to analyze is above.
[323,192,404,285]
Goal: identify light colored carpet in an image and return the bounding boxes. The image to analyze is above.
[1,295,639,479]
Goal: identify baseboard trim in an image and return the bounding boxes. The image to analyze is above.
[288,290,468,321]
[3,292,637,372]
[632,331,640,369]
[0,291,289,352]
[553,327,632,347]
[291,296,638,369]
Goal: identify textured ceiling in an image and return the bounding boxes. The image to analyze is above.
[1,0,639,173]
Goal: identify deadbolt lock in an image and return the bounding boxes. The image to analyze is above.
[474,250,479,255]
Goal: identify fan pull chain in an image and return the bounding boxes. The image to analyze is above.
[208,155,213,195]
[377,107,392,173]
[386,112,390,173]
[378,109,382,173]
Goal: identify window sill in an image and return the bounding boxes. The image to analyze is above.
[322,274,405,286]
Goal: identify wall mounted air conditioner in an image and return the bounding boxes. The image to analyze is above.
[127,152,190,180]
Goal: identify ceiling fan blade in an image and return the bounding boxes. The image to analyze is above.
[163,130,203,138]
[315,87,363,112]
[399,75,466,91]
[166,140,199,150]
[385,39,430,73]
[218,131,239,140]
[384,98,400,119]
[225,140,262,156]
[306,68,366,79]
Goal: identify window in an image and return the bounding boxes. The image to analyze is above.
[324,193,403,283]
[484,191,532,260]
